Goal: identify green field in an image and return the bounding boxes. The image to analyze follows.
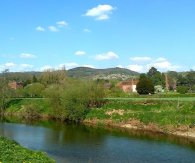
[106,97,195,102]
[86,99,195,127]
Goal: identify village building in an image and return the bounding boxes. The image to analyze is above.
[8,81,23,90]
[117,79,139,93]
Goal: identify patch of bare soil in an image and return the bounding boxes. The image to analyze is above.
[106,109,125,116]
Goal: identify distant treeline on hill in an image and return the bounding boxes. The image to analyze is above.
[0,67,139,80]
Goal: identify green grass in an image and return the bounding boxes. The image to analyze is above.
[5,97,195,128]
[6,98,51,116]
[86,100,195,127]
[106,97,195,102]
[0,136,55,162]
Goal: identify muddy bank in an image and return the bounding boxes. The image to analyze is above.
[84,119,195,140]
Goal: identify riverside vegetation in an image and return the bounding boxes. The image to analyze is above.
[1,67,195,128]
[0,136,54,162]
[1,67,195,161]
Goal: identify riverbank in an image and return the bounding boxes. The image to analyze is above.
[4,98,195,139]
[85,99,195,139]
[84,119,195,140]
[0,136,55,162]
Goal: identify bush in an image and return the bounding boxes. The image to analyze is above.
[44,80,105,122]
[177,86,188,94]
[23,83,45,97]
[20,104,41,120]
[136,75,154,95]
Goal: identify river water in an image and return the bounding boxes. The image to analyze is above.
[0,120,195,163]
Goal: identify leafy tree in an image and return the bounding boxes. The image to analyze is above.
[24,83,45,97]
[40,68,66,86]
[0,70,11,112]
[177,74,188,87]
[176,86,188,94]
[166,71,178,90]
[147,67,158,77]
[32,75,38,83]
[147,67,165,87]
[136,75,154,94]
[186,71,195,92]
[43,80,105,121]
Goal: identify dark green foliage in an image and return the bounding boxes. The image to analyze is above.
[186,71,195,91]
[136,75,154,94]
[147,67,165,86]
[177,74,188,87]
[177,86,188,94]
[0,137,55,162]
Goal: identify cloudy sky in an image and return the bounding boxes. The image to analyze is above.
[0,0,195,72]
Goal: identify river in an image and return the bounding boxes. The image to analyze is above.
[0,120,195,163]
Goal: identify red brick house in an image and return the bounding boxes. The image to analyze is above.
[8,81,23,90]
[117,79,139,93]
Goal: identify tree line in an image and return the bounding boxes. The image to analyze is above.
[136,67,195,94]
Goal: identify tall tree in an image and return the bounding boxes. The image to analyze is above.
[136,74,154,94]
[186,71,195,92]
[147,67,165,87]
[0,70,11,113]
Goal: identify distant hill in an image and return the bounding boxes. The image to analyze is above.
[0,67,139,81]
[67,67,139,80]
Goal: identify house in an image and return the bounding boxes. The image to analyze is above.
[117,79,139,93]
[8,81,23,90]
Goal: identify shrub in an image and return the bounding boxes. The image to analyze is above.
[176,86,188,94]
[136,75,154,95]
[44,80,105,122]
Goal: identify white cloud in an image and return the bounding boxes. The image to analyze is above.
[146,60,180,71]
[116,65,124,68]
[75,50,86,56]
[36,26,45,32]
[40,65,53,71]
[20,53,36,59]
[0,62,16,72]
[0,62,36,72]
[127,64,144,72]
[56,21,68,27]
[155,57,167,62]
[130,57,151,62]
[20,64,33,68]
[83,28,91,32]
[95,51,119,61]
[48,26,59,32]
[4,62,16,68]
[128,56,181,72]
[65,62,79,70]
[84,4,115,20]
[82,65,95,68]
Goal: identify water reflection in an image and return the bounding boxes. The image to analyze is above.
[0,119,195,163]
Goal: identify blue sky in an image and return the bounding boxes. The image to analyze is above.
[0,0,195,72]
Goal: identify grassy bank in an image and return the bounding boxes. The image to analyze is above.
[4,98,195,137]
[0,136,55,162]
[5,98,50,119]
[85,99,195,133]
